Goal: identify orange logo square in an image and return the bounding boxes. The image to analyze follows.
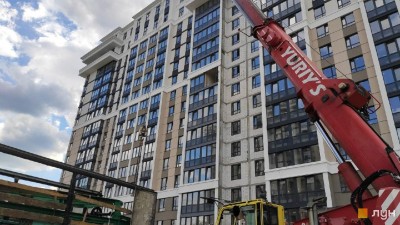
[358,208,368,218]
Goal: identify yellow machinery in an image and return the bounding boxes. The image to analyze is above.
[215,199,285,225]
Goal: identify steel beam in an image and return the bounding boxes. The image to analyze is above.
[0,143,154,193]
[0,168,101,196]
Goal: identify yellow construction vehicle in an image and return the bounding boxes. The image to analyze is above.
[215,199,285,225]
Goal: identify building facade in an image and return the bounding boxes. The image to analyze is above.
[60,0,400,224]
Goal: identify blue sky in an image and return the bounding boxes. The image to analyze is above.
[0,0,152,188]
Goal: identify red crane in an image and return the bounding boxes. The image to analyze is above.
[232,0,400,224]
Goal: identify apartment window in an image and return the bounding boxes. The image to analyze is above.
[314,6,326,19]
[231,188,242,202]
[251,40,259,53]
[232,49,240,61]
[338,0,351,8]
[253,114,263,129]
[357,79,371,92]
[232,33,240,45]
[316,24,328,38]
[176,154,182,167]
[167,122,173,133]
[181,101,186,112]
[254,135,264,152]
[231,141,241,157]
[232,65,240,78]
[231,101,240,115]
[170,90,176,100]
[256,184,266,198]
[342,13,355,27]
[251,57,260,70]
[166,139,171,151]
[232,18,240,30]
[174,175,180,188]
[232,121,241,135]
[252,74,261,88]
[350,56,365,73]
[232,83,240,96]
[253,94,261,108]
[231,164,241,180]
[168,106,175,116]
[370,13,400,34]
[179,7,184,17]
[173,196,179,211]
[172,75,177,84]
[345,34,360,49]
[323,66,337,78]
[158,198,166,212]
[382,67,400,85]
[255,159,265,176]
[163,158,169,170]
[161,177,167,190]
[319,44,332,59]
[232,6,239,16]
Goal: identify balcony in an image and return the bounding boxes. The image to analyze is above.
[78,144,87,151]
[181,203,214,215]
[118,116,126,124]
[146,134,156,143]
[269,131,318,153]
[367,1,397,21]
[150,103,160,111]
[75,158,84,165]
[115,130,123,139]
[81,33,122,65]
[79,51,120,78]
[186,134,216,148]
[82,130,91,138]
[378,52,400,68]
[140,170,152,180]
[153,73,163,81]
[372,24,400,42]
[267,109,307,127]
[126,75,133,83]
[266,88,296,105]
[189,95,218,111]
[88,140,98,148]
[192,45,219,63]
[187,114,217,129]
[184,155,215,168]
[91,126,101,134]
[190,83,205,93]
[147,118,158,126]
[271,190,325,208]
[109,162,118,170]
[112,146,121,154]
[193,30,219,48]
[143,151,154,160]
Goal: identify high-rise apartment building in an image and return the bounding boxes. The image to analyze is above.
[60,0,400,223]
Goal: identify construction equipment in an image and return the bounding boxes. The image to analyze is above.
[218,0,400,224]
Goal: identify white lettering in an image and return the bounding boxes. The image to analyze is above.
[310,84,327,96]
[292,61,307,74]
[388,210,396,217]
[372,210,380,217]
[381,210,388,220]
[302,72,319,84]
[280,45,327,96]
[281,46,295,58]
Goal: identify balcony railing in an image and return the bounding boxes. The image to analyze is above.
[140,170,152,179]
[192,45,219,63]
[267,109,307,126]
[367,1,397,21]
[118,116,126,124]
[271,190,325,206]
[187,114,217,128]
[189,95,218,111]
[148,118,158,126]
[112,146,121,153]
[146,134,156,142]
[186,134,216,148]
[372,24,400,42]
[266,88,296,104]
[269,131,317,152]
[115,130,123,138]
[184,155,215,168]
[143,151,154,159]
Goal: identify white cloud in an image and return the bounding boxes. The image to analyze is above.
[0,26,22,57]
[0,0,18,27]
[0,0,152,179]
[21,2,51,22]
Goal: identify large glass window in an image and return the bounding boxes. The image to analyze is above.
[342,13,355,27]
[316,24,329,38]
[345,34,360,49]
[314,6,326,19]
[350,56,365,73]
[231,164,241,180]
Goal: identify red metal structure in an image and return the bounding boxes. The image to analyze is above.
[232,0,400,224]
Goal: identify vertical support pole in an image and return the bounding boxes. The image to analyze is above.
[63,172,77,225]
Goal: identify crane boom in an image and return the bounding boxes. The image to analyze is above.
[233,0,400,191]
